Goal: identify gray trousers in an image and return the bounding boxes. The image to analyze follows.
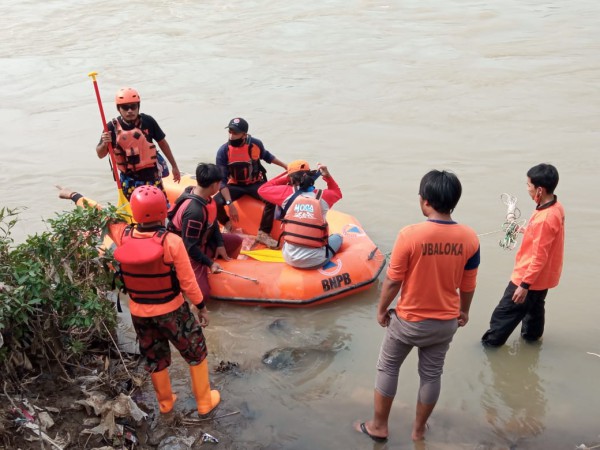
[376,312,458,404]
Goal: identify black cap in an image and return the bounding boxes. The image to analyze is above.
[226,117,249,133]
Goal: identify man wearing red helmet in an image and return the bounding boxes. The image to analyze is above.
[96,87,181,200]
[58,185,220,417]
[214,117,287,248]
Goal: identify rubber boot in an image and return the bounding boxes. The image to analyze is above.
[150,369,177,413]
[189,359,220,415]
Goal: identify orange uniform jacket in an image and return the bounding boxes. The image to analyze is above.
[511,198,565,290]
[387,220,480,322]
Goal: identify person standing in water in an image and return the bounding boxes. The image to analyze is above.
[482,163,564,347]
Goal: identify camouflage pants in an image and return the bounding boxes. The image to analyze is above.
[131,302,207,373]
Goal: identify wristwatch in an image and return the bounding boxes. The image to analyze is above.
[225,200,232,206]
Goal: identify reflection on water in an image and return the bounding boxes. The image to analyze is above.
[481,341,546,448]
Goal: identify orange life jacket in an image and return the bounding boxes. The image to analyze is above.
[112,118,158,173]
[227,138,264,185]
[280,190,329,248]
[167,193,218,247]
[113,226,180,305]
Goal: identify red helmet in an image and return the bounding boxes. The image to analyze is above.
[129,186,167,223]
[115,87,141,105]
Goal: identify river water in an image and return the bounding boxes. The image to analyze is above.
[1,0,599,448]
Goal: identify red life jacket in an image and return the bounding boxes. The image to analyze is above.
[280,190,329,248]
[227,138,264,185]
[166,192,218,247]
[113,226,180,305]
[112,118,158,174]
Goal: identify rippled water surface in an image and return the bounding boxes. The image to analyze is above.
[1,1,599,448]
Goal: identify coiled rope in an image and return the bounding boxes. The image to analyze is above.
[478,193,526,250]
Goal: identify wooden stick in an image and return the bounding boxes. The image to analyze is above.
[219,270,259,283]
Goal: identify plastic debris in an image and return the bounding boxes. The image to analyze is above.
[201,432,219,444]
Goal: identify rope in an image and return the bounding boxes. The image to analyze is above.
[498,193,526,250]
[476,193,526,250]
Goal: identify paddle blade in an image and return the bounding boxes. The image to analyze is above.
[240,248,285,263]
[117,189,133,223]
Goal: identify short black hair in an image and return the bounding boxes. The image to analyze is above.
[289,171,316,191]
[195,163,222,188]
[527,163,559,194]
[419,170,462,214]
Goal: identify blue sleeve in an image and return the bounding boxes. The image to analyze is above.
[464,245,481,270]
[216,144,230,185]
[252,137,275,164]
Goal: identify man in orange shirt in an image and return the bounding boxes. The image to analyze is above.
[355,170,480,443]
[482,163,565,347]
[59,185,220,416]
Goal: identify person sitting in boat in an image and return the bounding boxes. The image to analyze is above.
[213,117,287,249]
[57,185,220,417]
[167,163,243,298]
[258,160,343,269]
[95,87,181,201]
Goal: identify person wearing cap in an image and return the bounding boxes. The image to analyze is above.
[258,160,343,269]
[214,117,287,249]
[57,184,220,417]
[96,87,181,201]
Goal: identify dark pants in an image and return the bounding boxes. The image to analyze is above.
[132,302,207,373]
[214,182,276,233]
[481,281,548,347]
[192,234,243,298]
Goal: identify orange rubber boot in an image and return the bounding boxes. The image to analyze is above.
[189,360,220,415]
[150,369,177,413]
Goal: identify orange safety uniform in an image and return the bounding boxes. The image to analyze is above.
[226,141,263,185]
[510,198,565,290]
[113,118,158,174]
[387,220,480,322]
[280,190,329,248]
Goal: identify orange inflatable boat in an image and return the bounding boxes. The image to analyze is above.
[127,174,385,307]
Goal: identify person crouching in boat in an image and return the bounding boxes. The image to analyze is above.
[258,160,343,269]
[58,185,220,416]
[167,163,243,298]
[95,87,181,201]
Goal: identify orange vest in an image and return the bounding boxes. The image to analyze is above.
[280,190,329,248]
[113,227,181,305]
[112,119,158,173]
[227,140,263,185]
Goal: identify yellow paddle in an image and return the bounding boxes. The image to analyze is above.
[240,248,285,263]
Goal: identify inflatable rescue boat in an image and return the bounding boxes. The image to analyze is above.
[131,174,385,307]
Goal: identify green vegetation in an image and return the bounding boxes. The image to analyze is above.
[0,203,122,380]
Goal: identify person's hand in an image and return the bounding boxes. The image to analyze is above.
[172,166,181,183]
[197,307,209,327]
[377,309,392,327]
[100,132,111,145]
[210,262,223,274]
[214,246,231,261]
[512,286,528,304]
[56,185,75,200]
[228,203,239,222]
[458,311,469,327]
[316,163,330,177]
